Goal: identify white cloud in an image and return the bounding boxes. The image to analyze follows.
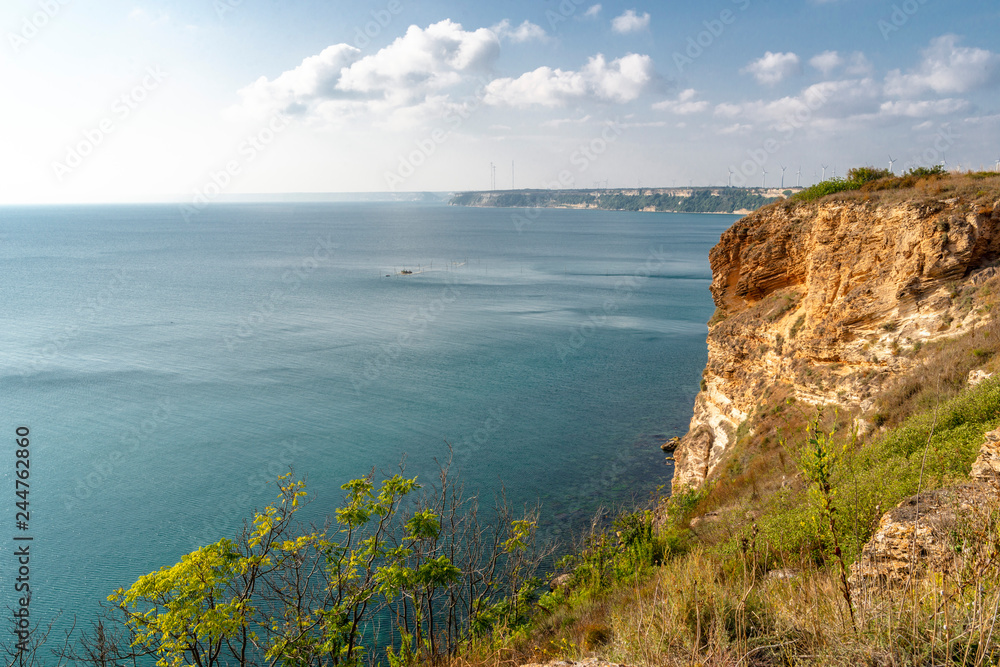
[809,51,843,75]
[809,50,871,77]
[879,98,969,117]
[611,9,650,34]
[718,123,752,135]
[542,115,594,128]
[742,52,801,86]
[715,78,881,131]
[233,20,500,123]
[885,34,1000,97]
[714,103,742,118]
[584,4,602,18]
[484,53,654,107]
[483,68,585,108]
[845,52,873,76]
[653,89,709,115]
[491,19,548,43]
[235,44,362,116]
[338,21,499,96]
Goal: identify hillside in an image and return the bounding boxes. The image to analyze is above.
[504,171,1000,667]
[675,172,1000,490]
[450,187,789,214]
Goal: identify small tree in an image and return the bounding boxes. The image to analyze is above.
[96,465,546,667]
[845,166,892,185]
[800,419,856,633]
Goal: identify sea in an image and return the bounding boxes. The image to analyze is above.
[0,202,735,633]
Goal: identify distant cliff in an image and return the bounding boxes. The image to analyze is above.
[450,188,786,214]
[674,180,1000,490]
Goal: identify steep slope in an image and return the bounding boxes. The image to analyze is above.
[674,184,1000,491]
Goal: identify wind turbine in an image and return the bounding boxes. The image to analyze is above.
[796,167,802,187]
[761,170,767,188]
[888,155,897,175]
[940,153,948,170]
[821,164,828,180]
[995,157,999,173]
[780,165,787,189]
[728,168,734,188]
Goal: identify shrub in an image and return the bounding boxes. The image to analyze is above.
[908,165,946,177]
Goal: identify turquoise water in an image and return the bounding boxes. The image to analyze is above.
[0,202,734,625]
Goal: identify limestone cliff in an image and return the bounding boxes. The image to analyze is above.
[674,193,1000,491]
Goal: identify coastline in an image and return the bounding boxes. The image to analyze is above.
[451,203,754,215]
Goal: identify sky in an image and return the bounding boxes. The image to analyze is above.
[1,0,999,203]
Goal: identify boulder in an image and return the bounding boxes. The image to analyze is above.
[969,369,995,387]
[850,426,1000,592]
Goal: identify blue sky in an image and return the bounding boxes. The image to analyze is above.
[2,0,999,202]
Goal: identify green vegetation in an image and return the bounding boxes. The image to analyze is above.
[792,166,895,201]
[792,165,955,202]
[511,378,1000,666]
[9,469,547,667]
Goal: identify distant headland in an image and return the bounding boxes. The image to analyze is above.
[449,186,803,215]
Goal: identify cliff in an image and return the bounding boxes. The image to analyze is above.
[674,183,1000,491]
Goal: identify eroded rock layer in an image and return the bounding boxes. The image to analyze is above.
[674,197,1000,491]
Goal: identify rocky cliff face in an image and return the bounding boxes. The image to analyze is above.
[673,195,1000,491]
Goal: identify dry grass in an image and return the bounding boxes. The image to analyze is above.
[769,171,1000,213]
[876,290,1000,429]
[453,501,1000,666]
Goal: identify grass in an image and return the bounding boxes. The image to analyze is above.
[875,300,1000,428]
[435,323,1000,666]
[773,170,1000,211]
[450,378,1000,666]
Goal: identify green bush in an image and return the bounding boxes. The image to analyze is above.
[753,379,1000,566]
[908,165,946,177]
